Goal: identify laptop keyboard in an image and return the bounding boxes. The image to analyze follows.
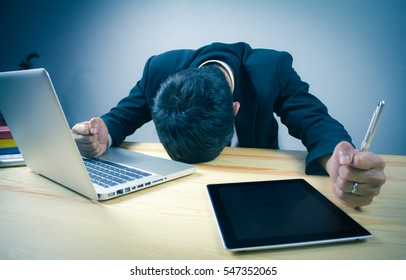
[83,158,152,188]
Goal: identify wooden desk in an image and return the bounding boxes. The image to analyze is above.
[0,143,405,260]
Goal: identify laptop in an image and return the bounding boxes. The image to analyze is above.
[207,179,371,251]
[0,68,195,201]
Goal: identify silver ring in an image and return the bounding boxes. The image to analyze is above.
[351,182,359,194]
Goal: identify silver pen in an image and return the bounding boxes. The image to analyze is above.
[351,100,385,193]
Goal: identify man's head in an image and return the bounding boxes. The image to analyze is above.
[152,65,234,163]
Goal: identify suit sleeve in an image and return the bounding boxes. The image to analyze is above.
[273,52,353,175]
[100,57,154,146]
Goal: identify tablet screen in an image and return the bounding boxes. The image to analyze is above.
[207,179,371,251]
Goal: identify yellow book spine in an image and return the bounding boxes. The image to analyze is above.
[0,138,17,148]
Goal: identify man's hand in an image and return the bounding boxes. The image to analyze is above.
[323,141,386,208]
[71,117,109,158]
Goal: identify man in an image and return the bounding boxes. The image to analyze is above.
[71,42,386,208]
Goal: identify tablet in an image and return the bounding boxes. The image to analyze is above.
[207,179,371,251]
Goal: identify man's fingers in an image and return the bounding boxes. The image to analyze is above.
[78,146,100,158]
[72,121,91,135]
[338,164,385,185]
[72,118,103,135]
[333,187,374,208]
[336,176,354,193]
[335,141,356,165]
[74,133,99,144]
[71,118,108,158]
[89,117,104,134]
[352,151,386,170]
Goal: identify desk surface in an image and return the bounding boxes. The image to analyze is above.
[0,142,405,260]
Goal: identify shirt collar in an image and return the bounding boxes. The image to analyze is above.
[198,60,235,93]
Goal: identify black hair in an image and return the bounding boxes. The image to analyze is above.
[152,65,234,163]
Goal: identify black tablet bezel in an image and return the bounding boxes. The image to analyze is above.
[207,179,371,251]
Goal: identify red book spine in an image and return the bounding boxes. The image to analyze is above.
[0,126,13,139]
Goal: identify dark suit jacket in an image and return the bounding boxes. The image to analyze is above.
[101,42,352,175]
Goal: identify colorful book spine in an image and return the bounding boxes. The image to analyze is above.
[0,147,20,155]
[0,138,17,148]
[0,125,13,139]
[0,125,20,154]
